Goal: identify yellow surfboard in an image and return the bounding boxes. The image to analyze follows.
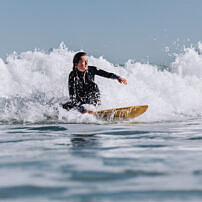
[89,105,148,120]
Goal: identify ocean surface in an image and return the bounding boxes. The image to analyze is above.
[0,43,202,201]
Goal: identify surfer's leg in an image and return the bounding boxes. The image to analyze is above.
[92,92,101,106]
[86,83,101,106]
[62,101,86,113]
[85,91,101,106]
[62,101,74,111]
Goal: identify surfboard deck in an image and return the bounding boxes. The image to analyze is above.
[89,105,148,120]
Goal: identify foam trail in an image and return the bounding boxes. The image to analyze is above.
[0,42,202,124]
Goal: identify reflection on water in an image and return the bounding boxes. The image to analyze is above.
[70,134,100,159]
[71,134,99,148]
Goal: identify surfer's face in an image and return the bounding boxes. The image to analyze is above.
[77,55,88,72]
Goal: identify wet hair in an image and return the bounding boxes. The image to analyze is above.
[73,52,87,70]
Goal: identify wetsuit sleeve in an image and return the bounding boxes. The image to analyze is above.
[92,66,120,79]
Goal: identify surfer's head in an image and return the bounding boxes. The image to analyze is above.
[73,52,88,72]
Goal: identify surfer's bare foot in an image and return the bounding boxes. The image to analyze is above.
[83,110,94,114]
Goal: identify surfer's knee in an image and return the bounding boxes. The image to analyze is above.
[62,102,72,110]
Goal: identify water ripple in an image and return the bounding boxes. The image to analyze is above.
[0,185,67,199]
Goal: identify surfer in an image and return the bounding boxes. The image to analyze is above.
[62,52,127,113]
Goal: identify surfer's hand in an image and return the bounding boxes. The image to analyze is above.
[118,77,127,85]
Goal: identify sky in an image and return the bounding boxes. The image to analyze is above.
[0,0,202,65]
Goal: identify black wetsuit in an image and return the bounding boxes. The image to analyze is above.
[62,66,120,113]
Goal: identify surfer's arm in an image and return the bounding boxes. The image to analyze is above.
[92,66,127,85]
[92,66,120,79]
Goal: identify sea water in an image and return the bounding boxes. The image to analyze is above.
[0,43,202,201]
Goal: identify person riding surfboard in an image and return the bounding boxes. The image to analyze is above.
[62,52,127,113]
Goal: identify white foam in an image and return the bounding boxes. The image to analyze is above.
[0,42,202,123]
